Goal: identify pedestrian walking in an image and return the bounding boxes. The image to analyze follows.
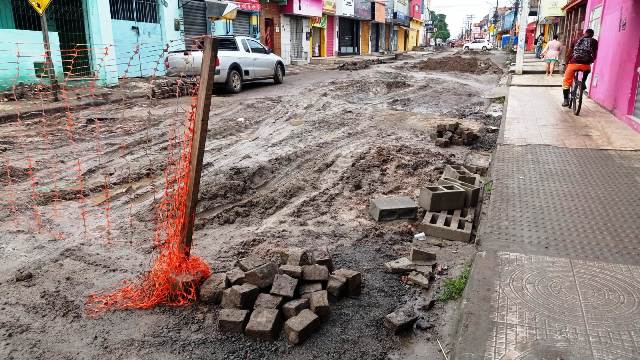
[562,29,599,107]
[542,35,562,76]
[535,33,544,59]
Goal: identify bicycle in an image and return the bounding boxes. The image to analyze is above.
[569,69,590,116]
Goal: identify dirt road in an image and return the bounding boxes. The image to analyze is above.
[0,50,506,359]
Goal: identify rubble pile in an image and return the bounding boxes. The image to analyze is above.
[414,55,502,74]
[149,78,198,99]
[199,248,362,345]
[337,58,386,71]
[431,122,479,148]
[1,82,52,101]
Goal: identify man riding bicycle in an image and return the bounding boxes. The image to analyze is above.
[562,29,598,107]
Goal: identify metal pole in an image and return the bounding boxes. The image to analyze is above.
[40,13,59,102]
[180,36,219,256]
[515,0,530,74]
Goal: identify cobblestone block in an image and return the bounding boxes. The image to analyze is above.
[279,265,302,279]
[312,249,334,272]
[199,273,228,304]
[326,274,347,299]
[302,264,329,282]
[299,282,323,298]
[245,309,282,341]
[226,268,245,286]
[245,262,278,289]
[284,309,320,345]
[271,274,298,298]
[333,269,362,297]
[235,256,266,272]
[417,210,473,242]
[369,196,418,221]
[282,248,314,266]
[384,308,418,334]
[221,284,260,310]
[418,184,466,212]
[218,309,249,334]
[282,298,310,319]
[309,290,330,321]
[384,257,416,274]
[253,293,284,310]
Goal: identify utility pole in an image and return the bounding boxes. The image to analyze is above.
[515,0,529,74]
[39,9,59,101]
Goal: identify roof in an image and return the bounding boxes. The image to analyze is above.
[562,0,587,11]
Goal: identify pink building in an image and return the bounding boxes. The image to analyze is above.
[584,0,640,130]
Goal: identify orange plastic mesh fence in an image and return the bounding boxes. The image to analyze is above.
[0,36,212,314]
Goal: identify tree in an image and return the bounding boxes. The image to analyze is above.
[430,11,451,41]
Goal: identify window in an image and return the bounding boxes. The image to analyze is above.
[588,5,602,39]
[109,0,158,24]
[248,39,267,54]
[241,39,251,52]
[218,38,239,51]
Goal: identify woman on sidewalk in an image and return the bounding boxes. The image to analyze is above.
[542,35,562,76]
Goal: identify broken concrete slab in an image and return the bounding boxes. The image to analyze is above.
[407,271,430,289]
[282,298,310,319]
[417,210,473,242]
[245,308,282,341]
[409,247,436,265]
[226,268,245,286]
[332,269,362,297]
[221,284,260,310]
[270,274,298,298]
[253,293,284,310]
[218,309,249,334]
[326,274,347,299]
[384,308,418,334]
[245,262,278,289]
[235,256,266,272]
[384,257,417,274]
[199,273,228,304]
[369,196,418,221]
[418,184,466,212]
[279,264,302,278]
[302,264,329,282]
[284,309,320,345]
[309,290,330,321]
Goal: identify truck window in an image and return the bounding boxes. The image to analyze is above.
[248,40,267,54]
[218,38,239,51]
[241,39,251,53]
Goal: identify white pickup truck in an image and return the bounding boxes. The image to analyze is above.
[164,35,286,93]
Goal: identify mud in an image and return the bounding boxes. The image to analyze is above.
[0,50,506,359]
[409,55,502,75]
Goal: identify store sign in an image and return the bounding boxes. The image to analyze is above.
[354,0,371,20]
[539,0,565,18]
[323,0,336,14]
[283,0,323,16]
[336,0,355,17]
[373,2,386,23]
[235,0,260,11]
[310,15,327,27]
[409,0,421,19]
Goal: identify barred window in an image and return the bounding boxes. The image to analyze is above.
[109,0,159,23]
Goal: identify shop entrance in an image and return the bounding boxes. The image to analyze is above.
[338,18,359,55]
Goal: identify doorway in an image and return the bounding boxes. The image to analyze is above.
[338,17,359,55]
[311,27,322,57]
[264,18,275,51]
[291,17,304,59]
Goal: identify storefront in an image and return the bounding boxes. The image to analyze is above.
[323,0,337,57]
[260,1,284,55]
[560,0,587,63]
[384,0,395,51]
[310,15,327,57]
[408,0,422,49]
[393,0,409,52]
[282,0,323,63]
[336,0,359,55]
[354,0,371,54]
[370,1,386,52]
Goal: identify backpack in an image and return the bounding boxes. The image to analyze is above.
[573,38,594,64]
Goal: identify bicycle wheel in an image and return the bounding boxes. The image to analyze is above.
[573,80,583,116]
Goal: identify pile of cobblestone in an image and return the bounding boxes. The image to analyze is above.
[431,122,479,147]
[199,248,362,345]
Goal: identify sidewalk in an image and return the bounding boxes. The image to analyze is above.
[455,74,640,359]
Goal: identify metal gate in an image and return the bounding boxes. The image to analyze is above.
[234,12,251,36]
[291,17,304,59]
[635,67,640,118]
[182,0,207,49]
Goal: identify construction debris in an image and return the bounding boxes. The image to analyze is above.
[432,122,479,148]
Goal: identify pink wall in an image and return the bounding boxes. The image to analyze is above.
[327,15,335,56]
[282,0,323,17]
[585,0,640,120]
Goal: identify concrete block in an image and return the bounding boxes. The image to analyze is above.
[384,308,418,334]
[332,269,362,297]
[409,247,436,265]
[235,256,266,272]
[437,177,480,207]
[302,265,329,282]
[369,196,418,221]
[309,290,330,321]
[218,309,249,334]
[245,308,282,341]
[407,271,430,289]
[443,165,479,186]
[284,309,320,345]
[271,274,298,298]
[282,248,314,266]
[418,185,466,212]
[221,284,260,310]
[326,274,347,299]
[226,268,245,286]
[199,273,228,304]
[282,298,310,319]
[279,265,302,279]
[312,249,334,272]
[254,293,284,310]
[299,282,323,298]
[384,257,416,274]
[245,262,278,289]
[417,210,473,242]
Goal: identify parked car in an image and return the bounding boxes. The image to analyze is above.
[463,39,493,51]
[165,35,285,93]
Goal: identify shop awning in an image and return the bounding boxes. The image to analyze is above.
[562,0,587,12]
[205,0,239,20]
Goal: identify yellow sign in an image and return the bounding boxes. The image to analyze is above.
[27,0,53,15]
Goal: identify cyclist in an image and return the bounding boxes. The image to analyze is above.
[562,29,598,107]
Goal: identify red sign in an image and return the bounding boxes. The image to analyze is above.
[409,0,421,19]
[235,0,261,11]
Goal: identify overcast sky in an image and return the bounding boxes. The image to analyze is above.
[430,0,514,39]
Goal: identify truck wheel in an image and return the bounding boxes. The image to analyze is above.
[274,64,284,84]
[226,69,242,94]
[482,46,488,51]
[464,46,469,51]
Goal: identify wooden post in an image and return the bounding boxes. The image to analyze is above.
[180,36,218,256]
[40,12,59,102]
